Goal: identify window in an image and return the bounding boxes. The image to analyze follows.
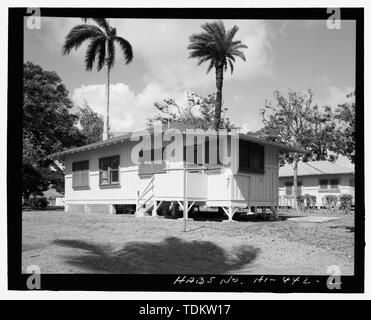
[285,182,293,196]
[138,147,166,175]
[319,178,339,192]
[72,160,89,188]
[99,155,120,185]
[319,179,328,190]
[285,181,302,196]
[238,140,264,174]
[330,179,339,189]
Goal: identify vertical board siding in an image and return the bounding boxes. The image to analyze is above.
[65,139,281,206]
[230,146,279,203]
[207,171,230,201]
[65,140,139,203]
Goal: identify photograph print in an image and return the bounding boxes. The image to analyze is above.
[9,6,364,293]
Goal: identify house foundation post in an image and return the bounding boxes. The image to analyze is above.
[109,204,116,215]
[152,200,158,217]
[228,207,235,221]
[184,201,188,220]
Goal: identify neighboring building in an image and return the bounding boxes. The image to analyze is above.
[50,123,303,220]
[43,188,65,207]
[278,158,355,208]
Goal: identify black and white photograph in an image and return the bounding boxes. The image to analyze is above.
[2,2,369,300]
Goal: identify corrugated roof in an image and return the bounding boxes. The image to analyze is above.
[279,159,354,177]
[49,123,304,159]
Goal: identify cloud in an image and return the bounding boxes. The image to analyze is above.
[32,18,274,92]
[118,19,274,90]
[72,82,189,134]
[278,20,324,37]
[25,17,87,59]
[240,120,263,134]
[315,85,355,109]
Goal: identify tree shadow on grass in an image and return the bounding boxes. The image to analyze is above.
[53,237,259,274]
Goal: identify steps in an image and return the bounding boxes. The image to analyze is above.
[135,176,155,217]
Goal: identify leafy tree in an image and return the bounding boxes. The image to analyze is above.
[330,93,355,163]
[147,92,235,129]
[188,20,247,130]
[63,18,133,140]
[23,62,85,199]
[260,89,335,209]
[77,101,104,144]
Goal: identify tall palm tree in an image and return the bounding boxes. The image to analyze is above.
[63,18,133,140]
[188,20,247,130]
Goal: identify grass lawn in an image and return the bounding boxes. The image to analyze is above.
[22,210,354,275]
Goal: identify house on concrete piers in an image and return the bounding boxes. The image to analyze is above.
[50,123,303,221]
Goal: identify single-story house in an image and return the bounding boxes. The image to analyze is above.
[43,188,65,207]
[50,123,303,220]
[278,158,355,208]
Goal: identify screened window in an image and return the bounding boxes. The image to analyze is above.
[330,179,339,189]
[72,160,89,188]
[319,179,340,192]
[285,182,293,196]
[99,156,120,185]
[285,181,302,196]
[319,179,328,190]
[238,140,264,174]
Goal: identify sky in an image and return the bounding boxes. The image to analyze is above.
[24,17,356,135]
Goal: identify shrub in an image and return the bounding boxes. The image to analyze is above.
[28,197,48,210]
[323,195,338,209]
[296,195,305,210]
[339,194,353,214]
[304,194,316,208]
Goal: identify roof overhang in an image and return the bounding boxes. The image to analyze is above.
[49,126,305,160]
[239,133,305,153]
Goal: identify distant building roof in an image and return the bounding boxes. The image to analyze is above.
[43,188,64,198]
[48,122,304,159]
[279,159,354,178]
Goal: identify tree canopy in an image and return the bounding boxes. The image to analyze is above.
[260,89,336,164]
[77,101,104,144]
[331,95,355,163]
[147,92,235,130]
[260,89,337,209]
[23,62,86,199]
[188,20,247,130]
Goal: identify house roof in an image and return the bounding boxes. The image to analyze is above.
[48,122,304,159]
[279,159,354,178]
[43,188,64,198]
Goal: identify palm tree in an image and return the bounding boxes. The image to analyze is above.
[63,18,133,140]
[188,20,247,130]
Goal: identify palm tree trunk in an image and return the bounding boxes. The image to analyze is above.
[103,41,110,141]
[214,66,224,130]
